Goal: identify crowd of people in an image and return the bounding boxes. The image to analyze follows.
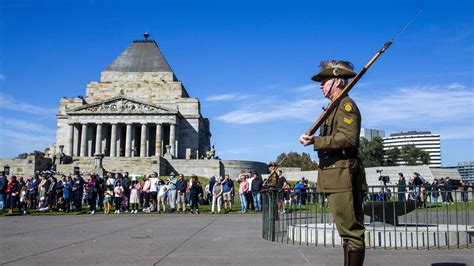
[0,171,211,215]
[371,172,472,207]
[1,169,471,215]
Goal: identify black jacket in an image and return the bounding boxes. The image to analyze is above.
[251,177,263,193]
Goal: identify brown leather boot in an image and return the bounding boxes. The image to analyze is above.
[343,240,349,266]
[347,246,365,266]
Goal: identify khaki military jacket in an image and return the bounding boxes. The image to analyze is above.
[313,95,367,193]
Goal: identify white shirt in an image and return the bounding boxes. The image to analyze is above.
[158,185,168,197]
[149,177,158,192]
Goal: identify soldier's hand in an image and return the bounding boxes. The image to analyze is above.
[299,134,314,146]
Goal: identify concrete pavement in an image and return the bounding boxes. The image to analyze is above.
[0,214,472,265]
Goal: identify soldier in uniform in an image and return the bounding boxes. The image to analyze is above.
[299,60,367,266]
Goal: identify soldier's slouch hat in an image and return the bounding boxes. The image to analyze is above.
[311,60,356,82]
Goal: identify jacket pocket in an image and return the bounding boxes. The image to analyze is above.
[319,160,352,190]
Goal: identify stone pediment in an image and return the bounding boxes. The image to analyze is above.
[67,97,177,115]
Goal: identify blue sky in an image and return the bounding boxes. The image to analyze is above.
[0,0,473,166]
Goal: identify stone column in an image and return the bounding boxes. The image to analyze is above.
[80,124,87,157]
[116,125,122,157]
[67,124,74,156]
[125,123,132,157]
[170,123,176,157]
[73,124,80,157]
[95,123,102,155]
[110,123,117,157]
[140,123,147,157]
[155,123,162,156]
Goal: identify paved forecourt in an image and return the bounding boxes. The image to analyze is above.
[0,214,472,265]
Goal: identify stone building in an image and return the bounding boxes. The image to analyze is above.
[55,35,211,160]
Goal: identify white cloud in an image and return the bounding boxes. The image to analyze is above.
[216,82,474,141]
[0,92,57,116]
[0,117,55,134]
[447,82,466,90]
[206,93,249,102]
[294,84,318,91]
[216,97,327,124]
[359,84,474,126]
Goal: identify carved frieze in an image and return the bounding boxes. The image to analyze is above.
[67,97,177,115]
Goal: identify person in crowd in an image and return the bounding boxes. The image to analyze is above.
[28,173,39,209]
[431,179,439,204]
[86,174,98,214]
[176,174,187,212]
[189,175,202,214]
[207,176,216,204]
[0,171,7,211]
[72,175,84,212]
[295,180,305,206]
[114,182,124,214]
[239,175,249,213]
[103,185,113,215]
[157,179,168,213]
[412,172,423,201]
[276,170,287,212]
[19,185,28,214]
[251,173,263,212]
[439,178,447,203]
[121,172,131,212]
[129,177,140,213]
[167,172,178,212]
[38,174,48,206]
[63,175,73,213]
[222,175,233,212]
[445,177,454,204]
[142,175,151,211]
[55,175,64,211]
[461,179,469,202]
[282,180,291,212]
[148,173,158,212]
[397,173,406,202]
[245,172,254,211]
[96,174,106,212]
[6,176,19,214]
[211,178,223,214]
[46,176,57,210]
[106,172,116,187]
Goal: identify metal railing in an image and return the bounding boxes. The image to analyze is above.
[262,185,474,249]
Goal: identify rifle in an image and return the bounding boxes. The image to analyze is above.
[305,9,422,136]
[263,157,287,186]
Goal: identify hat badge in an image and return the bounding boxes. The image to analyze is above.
[333,68,340,77]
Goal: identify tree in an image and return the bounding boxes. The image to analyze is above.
[385,147,400,166]
[400,144,430,165]
[272,151,318,171]
[16,153,28,159]
[359,137,385,167]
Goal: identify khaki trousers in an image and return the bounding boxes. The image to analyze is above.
[327,190,365,249]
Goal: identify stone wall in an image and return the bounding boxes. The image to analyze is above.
[221,160,268,179]
[165,159,221,177]
[262,165,463,186]
[0,155,51,177]
[56,157,163,175]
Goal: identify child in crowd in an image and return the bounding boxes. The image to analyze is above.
[157,180,168,213]
[129,178,140,213]
[104,186,113,215]
[19,186,28,214]
[114,183,124,214]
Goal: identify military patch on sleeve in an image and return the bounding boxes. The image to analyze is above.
[344,102,353,112]
[343,117,354,124]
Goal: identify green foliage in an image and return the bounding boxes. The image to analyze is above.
[359,137,385,167]
[16,153,28,159]
[401,144,430,165]
[273,151,318,171]
[385,147,400,166]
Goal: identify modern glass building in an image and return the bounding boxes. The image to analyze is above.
[383,131,441,167]
[360,128,386,141]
